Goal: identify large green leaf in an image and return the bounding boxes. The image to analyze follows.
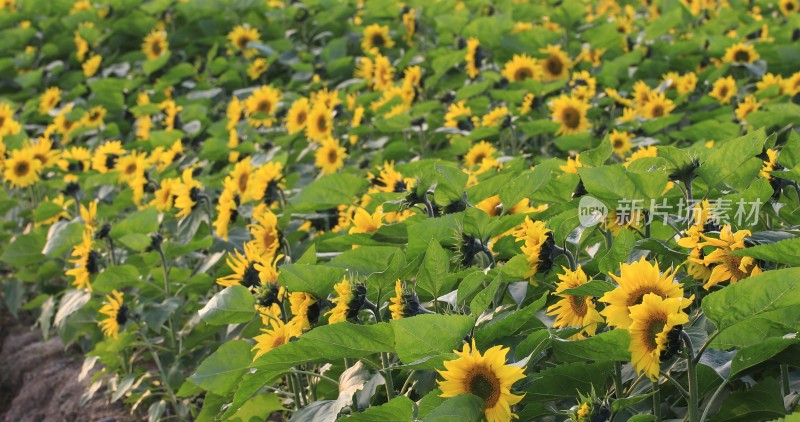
[697,128,766,190]
[1,232,46,266]
[278,264,346,298]
[524,361,614,402]
[422,394,484,422]
[392,314,474,369]
[731,237,800,266]
[415,240,451,300]
[92,265,141,293]
[189,340,254,396]
[475,293,547,347]
[552,329,631,362]
[198,285,256,325]
[342,396,416,422]
[289,174,369,212]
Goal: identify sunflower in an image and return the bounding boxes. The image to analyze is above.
[311,88,341,111]
[174,168,203,218]
[361,24,394,53]
[599,257,686,329]
[0,103,22,136]
[676,72,698,95]
[228,156,254,201]
[160,99,182,130]
[760,148,779,179]
[98,290,128,339]
[569,71,597,101]
[372,54,395,90]
[91,141,125,173]
[288,292,318,335]
[151,177,179,212]
[61,145,92,177]
[519,93,536,114]
[28,137,59,169]
[546,266,605,338]
[349,106,365,145]
[217,242,278,291]
[694,225,761,290]
[228,24,260,54]
[513,217,553,281]
[248,161,284,204]
[247,58,269,80]
[539,44,572,81]
[632,81,653,108]
[249,207,281,258]
[66,230,100,291]
[370,161,413,193]
[226,96,243,131]
[285,98,310,135]
[355,56,374,84]
[779,0,798,15]
[349,207,383,234]
[783,72,800,96]
[628,294,691,381]
[684,247,712,283]
[465,38,481,79]
[642,93,675,119]
[39,87,61,115]
[464,141,500,174]
[83,54,102,78]
[735,95,761,122]
[437,339,526,422]
[245,86,281,128]
[549,95,590,135]
[559,154,583,174]
[326,278,366,324]
[482,107,509,128]
[608,130,633,157]
[115,150,147,185]
[53,104,83,139]
[306,103,332,142]
[4,147,43,188]
[315,138,346,175]
[213,181,238,241]
[501,54,540,82]
[74,31,89,62]
[80,200,98,232]
[605,88,633,107]
[252,318,294,360]
[82,105,107,127]
[709,76,737,104]
[624,145,658,167]
[444,101,474,130]
[142,29,168,60]
[722,43,759,64]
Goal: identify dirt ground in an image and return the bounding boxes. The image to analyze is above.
[0,312,134,422]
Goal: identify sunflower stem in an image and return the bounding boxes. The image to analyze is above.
[652,381,661,422]
[106,237,117,266]
[135,323,180,420]
[681,331,700,422]
[614,361,624,399]
[380,353,395,400]
[157,245,178,351]
[699,378,729,422]
[781,364,790,397]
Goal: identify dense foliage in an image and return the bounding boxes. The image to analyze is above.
[1,0,799,421]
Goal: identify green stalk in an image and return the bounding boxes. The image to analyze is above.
[653,381,661,422]
[614,361,624,399]
[682,331,700,422]
[136,323,181,420]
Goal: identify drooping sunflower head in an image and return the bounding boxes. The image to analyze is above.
[628,294,691,381]
[722,42,759,64]
[370,161,413,193]
[326,277,367,324]
[513,217,554,281]
[142,29,168,60]
[539,44,572,81]
[546,265,605,338]
[252,318,293,360]
[599,256,685,329]
[444,100,474,130]
[4,147,43,189]
[735,95,761,123]
[501,54,540,82]
[288,292,320,335]
[228,24,260,52]
[39,87,62,115]
[437,339,526,422]
[249,207,281,258]
[519,93,537,114]
[481,106,510,128]
[98,290,128,339]
[709,76,737,104]
[173,167,203,218]
[549,95,591,135]
[82,105,107,127]
[465,37,482,79]
[314,137,347,175]
[361,24,395,53]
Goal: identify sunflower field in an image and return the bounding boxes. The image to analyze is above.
[1,0,800,421]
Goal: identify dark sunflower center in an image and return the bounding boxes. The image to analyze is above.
[116,304,128,325]
[644,317,667,352]
[317,114,328,131]
[734,50,750,62]
[468,368,502,408]
[242,263,261,289]
[473,152,486,164]
[724,254,747,279]
[238,172,249,193]
[545,56,563,76]
[296,111,307,125]
[86,251,101,274]
[258,100,272,114]
[327,147,338,164]
[651,105,665,117]
[371,34,385,47]
[105,154,119,170]
[237,35,251,50]
[562,106,580,128]
[14,161,30,177]
[613,139,624,148]
[189,186,200,203]
[152,42,162,55]
[626,287,662,307]
[568,295,588,317]
[125,163,137,174]
[719,87,729,98]
[514,67,533,81]
[0,116,5,127]
[393,180,407,193]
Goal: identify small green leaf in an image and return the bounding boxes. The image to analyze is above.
[345,396,416,422]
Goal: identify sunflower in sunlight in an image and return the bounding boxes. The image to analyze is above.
[546,266,605,338]
[252,318,294,360]
[438,339,526,422]
[0,103,22,136]
[217,242,280,291]
[142,29,168,60]
[735,95,761,122]
[628,294,690,381]
[361,24,394,53]
[66,231,100,291]
[539,44,572,81]
[608,129,633,157]
[513,217,553,281]
[315,138,346,175]
[501,54,540,82]
[464,141,500,174]
[174,168,203,218]
[285,98,310,135]
[599,257,687,328]
[482,107,509,128]
[326,278,366,324]
[306,103,333,142]
[249,207,281,258]
[4,147,43,188]
[370,161,413,193]
[722,42,759,64]
[779,0,799,15]
[693,225,762,290]
[465,38,482,78]
[91,141,126,174]
[38,87,61,115]
[245,85,281,128]
[709,76,737,104]
[98,290,128,339]
[228,24,260,54]
[642,93,675,119]
[549,95,590,135]
[247,58,268,80]
[349,207,383,234]
[83,54,102,78]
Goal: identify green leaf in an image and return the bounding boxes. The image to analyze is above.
[598,228,635,274]
[289,174,369,213]
[278,264,345,298]
[2,232,46,266]
[470,275,500,316]
[579,135,613,167]
[392,314,474,368]
[731,237,800,266]
[343,396,416,422]
[92,265,141,293]
[475,293,547,347]
[559,280,616,297]
[110,207,159,239]
[228,393,284,422]
[53,289,91,328]
[43,221,84,258]
[611,390,657,413]
[198,285,255,325]
[702,268,800,348]
[498,165,553,211]
[697,128,766,190]
[710,378,785,422]
[251,322,394,371]
[33,201,66,223]
[328,246,399,277]
[552,329,631,362]
[422,394,484,422]
[118,233,152,251]
[728,337,798,380]
[525,361,614,402]
[416,240,450,300]
[189,340,254,396]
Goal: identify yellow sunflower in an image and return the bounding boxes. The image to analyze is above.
[465,38,481,79]
[693,225,762,290]
[437,339,526,422]
[252,318,294,360]
[722,42,759,64]
[98,290,128,339]
[370,161,413,193]
[0,103,22,136]
[372,54,395,91]
[709,76,737,104]
[389,280,407,320]
[482,107,509,128]
[229,156,254,201]
[91,140,126,173]
[349,206,383,234]
[249,206,281,258]
[642,93,675,119]
[519,93,536,114]
[115,150,148,185]
[306,103,332,142]
[464,140,500,174]
[608,130,633,157]
[315,137,346,175]
[288,292,318,335]
[213,180,238,241]
[760,148,779,179]
[513,217,552,281]
[82,105,107,127]
[501,54,540,82]
[361,24,394,53]
[247,58,269,80]
[4,147,43,188]
[66,230,100,291]
[628,294,690,381]
[228,24,260,54]
[39,87,61,115]
[285,97,310,135]
[326,278,366,324]
[151,177,179,212]
[546,266,605,338]
[174,168,203,218]
[444,100,473,129]
[559,154,583,174]
[779,0,798,15]
[217,242,278,291]
[549,95,590,135]
[539,44,572,81]
[735,95,761,122]
[599,257,686,329]
[83,54,102,78]
[248,161,284,204]
[142,29,168,60]
[246,86,281,128]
